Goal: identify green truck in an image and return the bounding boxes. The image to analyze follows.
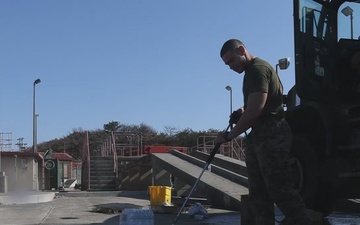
[286,0,360,214]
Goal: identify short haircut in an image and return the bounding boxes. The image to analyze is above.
[220,39,245,57]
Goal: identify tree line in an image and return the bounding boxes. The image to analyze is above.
[37,121,222,159]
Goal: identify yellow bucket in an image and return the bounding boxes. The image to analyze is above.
[148,186,172,206]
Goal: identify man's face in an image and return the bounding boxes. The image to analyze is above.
[222,48,246,74]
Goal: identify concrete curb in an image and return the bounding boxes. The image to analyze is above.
[55,190,148,199]
[0,191,55,205]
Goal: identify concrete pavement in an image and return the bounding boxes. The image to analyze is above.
[1,190,360,224]
[0,191,241,225]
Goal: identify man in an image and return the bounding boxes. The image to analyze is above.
[215,39,311,225]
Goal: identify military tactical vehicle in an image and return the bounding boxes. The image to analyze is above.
[286,0,360,214]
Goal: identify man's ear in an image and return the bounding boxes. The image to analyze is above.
[235,45,245,56]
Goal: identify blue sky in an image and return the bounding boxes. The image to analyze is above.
[0,0,295,149]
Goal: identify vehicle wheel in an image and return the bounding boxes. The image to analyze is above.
[290,133,335,214]
[313,182,335,215]
[290,133,319,209]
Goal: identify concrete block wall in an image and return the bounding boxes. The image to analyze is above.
[118,164,153,191]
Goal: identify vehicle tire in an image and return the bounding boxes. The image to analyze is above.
[290,133,336,214]
[290,133,319,209]
[313,181,335,215]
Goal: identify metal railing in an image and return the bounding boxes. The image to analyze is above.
[99,131,143,169]
[111,132,118,178]
[113,132,143,157]
[98,132,119,177]
[191,133,246,161]
[81,131,90,190]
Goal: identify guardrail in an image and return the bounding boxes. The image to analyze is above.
[191,134,246,161]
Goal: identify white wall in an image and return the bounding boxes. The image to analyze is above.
[0,155,39,191]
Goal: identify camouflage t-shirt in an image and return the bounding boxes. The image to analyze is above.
[243,57,284,118]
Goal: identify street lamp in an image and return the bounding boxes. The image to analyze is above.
[341,6,354,39]
[33,78,41,153]
[225,85,232,114]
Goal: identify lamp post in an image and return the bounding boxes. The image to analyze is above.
[33,78,41,153]
[341,6,354,39]
[225,85,232,114]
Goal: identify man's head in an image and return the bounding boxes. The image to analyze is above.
[220,39,248,73]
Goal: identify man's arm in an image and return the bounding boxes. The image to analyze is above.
[216,92,267,143]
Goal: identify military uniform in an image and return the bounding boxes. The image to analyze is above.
[243,58,311,225]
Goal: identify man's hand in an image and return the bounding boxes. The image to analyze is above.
[229,108,244,124]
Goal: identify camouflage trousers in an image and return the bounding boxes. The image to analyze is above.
[245,118,311,225]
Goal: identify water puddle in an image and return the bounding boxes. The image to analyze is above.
[326,212,360,225]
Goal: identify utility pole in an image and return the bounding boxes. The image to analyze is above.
[15,138,27,151]
[33,78,41,153]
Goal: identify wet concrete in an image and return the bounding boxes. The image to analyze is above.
[273,198,360,225]
[155,209,240,225]
[324,199,360,225]
[0,191,359,225]
[326,213,360,225]
[0,191,242,225]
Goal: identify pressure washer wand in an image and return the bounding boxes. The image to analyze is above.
[172,124,231,225]
[172,144,220,225]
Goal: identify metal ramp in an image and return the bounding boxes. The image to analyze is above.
[151,150,248,211]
